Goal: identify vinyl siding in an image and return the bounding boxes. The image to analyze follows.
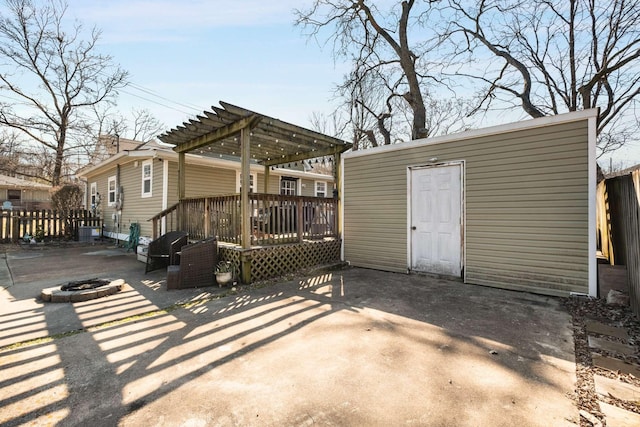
[298,178,311,197]
[264,173,280,194]
[262,173,333,197]
[118,159,163,237]
[185,164,236,196]
[343,118,591,296]
[86,168,118,235]
[167,162,179,207]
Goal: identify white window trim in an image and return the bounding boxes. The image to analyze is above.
[315,180,327,198]
[280,177,298,196]
[107,176,117,207]
[236,171,257,193]
[141,159,153,198]
[90,182,97,206]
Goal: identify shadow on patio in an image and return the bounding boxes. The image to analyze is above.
[0,266,578,426]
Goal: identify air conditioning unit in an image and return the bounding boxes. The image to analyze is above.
[79,226,101,242]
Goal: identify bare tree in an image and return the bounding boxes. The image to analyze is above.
[296,0,447,146]
[131,108,164,142]
[0,0,128,185]
[82,105,164,164]
[444,0,640,155]
[0,129,21,175]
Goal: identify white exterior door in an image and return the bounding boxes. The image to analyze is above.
[410,164,462,276]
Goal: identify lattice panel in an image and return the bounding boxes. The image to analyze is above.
[218,246,241,277]
[250,239,341,282]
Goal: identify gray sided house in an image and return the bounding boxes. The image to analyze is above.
[341,110,598,297]
[78,141,335,241]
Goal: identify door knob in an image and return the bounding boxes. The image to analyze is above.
[411,226,417,230]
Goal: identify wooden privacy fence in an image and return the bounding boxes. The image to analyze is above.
[0,209,101,243]
[597,171,640,318]
[150,194,338,245]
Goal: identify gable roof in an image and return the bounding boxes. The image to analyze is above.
[77,144,335,182]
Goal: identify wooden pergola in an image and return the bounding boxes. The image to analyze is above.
[158,101,352,252]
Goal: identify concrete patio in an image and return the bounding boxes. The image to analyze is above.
[0,244,578,426]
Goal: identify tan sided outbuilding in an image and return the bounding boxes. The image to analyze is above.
[341,110,598,297]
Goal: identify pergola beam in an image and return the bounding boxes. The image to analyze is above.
[173,115,262,154]
[261,145,345,166]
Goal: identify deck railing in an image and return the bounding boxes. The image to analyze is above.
[149,203,180,240]
[150,194,337,245]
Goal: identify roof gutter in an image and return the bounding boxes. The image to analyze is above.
[76,151,130,179]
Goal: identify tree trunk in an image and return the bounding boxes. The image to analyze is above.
[53,122,67,186]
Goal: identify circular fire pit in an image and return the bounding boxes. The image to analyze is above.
[41,278,124,303]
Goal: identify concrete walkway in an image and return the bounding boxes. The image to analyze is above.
[0,244,578,426]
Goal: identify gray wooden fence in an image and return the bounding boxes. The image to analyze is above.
[0,208,101,243]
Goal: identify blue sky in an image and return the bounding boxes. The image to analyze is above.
[68,0,348,130]
[36,1,640,168]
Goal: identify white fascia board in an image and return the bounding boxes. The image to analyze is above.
[81,148,334,182]
[343,109,600,160]
[76,152,131,178]
[269,168,334,182]
[340,153,345,262]
[588,114,598,297]
[79,149,176,178]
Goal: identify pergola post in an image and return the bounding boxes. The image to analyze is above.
[334,152,342,237]
[240,127,252,283]
[178,151,186,231]
[240,127,251,249]
[178,152,186,200]
[264,164,270,194]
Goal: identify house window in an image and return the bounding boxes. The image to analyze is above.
[236,172,256,193]
[108,176,117,206]
[142,160,152,197]
[280,177,297,196]
[315,181,327,198]
[7,189,21,202]
[90,182,97,207]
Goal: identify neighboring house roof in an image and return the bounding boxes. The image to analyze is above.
[0,174,51,190]
[96,135,145,153]
[77,142,335,182]
[133,139,173,151]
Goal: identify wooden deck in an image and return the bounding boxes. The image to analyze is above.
[150,194,338,246]
[149,194,340,283]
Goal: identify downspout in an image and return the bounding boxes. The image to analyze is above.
[588,112,598,297]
